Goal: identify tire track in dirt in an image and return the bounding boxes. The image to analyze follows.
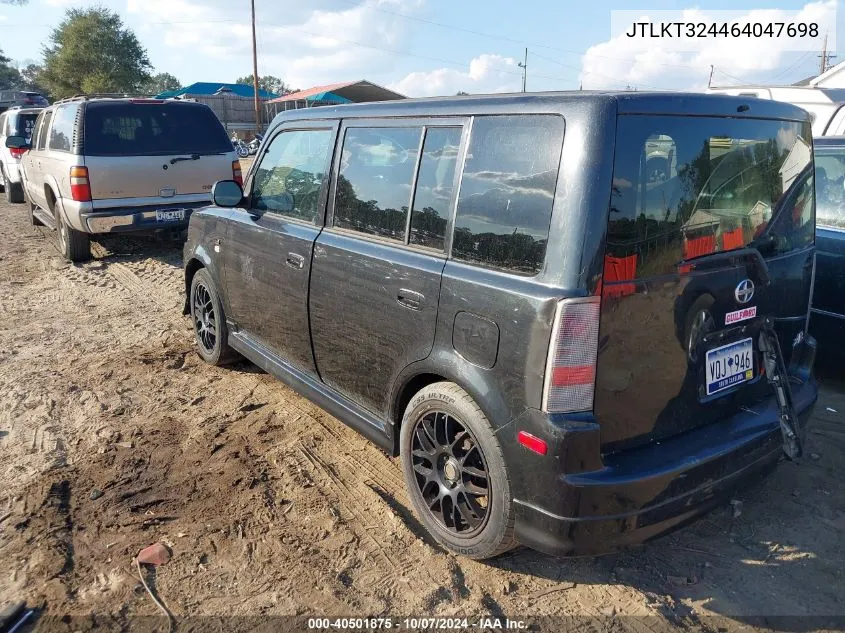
[86,235,427,592]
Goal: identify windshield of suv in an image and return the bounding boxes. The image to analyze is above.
[11,113,39,141]
[83,102,231,156]
[607,115,814,277]
[815,144,845,229]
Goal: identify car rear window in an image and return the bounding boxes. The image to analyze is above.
[11,113,39,141]
[83,102,231,156]
[607,115,814,279]
[815,145,845,229]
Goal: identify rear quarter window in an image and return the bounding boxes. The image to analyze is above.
[451,114,564,276]
[83,102,231,156]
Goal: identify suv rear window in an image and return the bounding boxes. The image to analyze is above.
[83,102,231,156]
[10,113,39,141]
[607,116,814,279]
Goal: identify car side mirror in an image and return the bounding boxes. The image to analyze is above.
[211,180,244,208]
[5,135,30,150]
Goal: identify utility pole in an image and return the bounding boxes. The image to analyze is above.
[708,64,714,88]
[518,48,527,92]
[251,0,261,131]
[818,33,837,75]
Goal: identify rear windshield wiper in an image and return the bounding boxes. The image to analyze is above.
[170,154,201,164]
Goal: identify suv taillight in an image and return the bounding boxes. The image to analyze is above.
[9,147,25,159]
[542,297,600,413]
[70,166,92,202]
[232,160,243,187]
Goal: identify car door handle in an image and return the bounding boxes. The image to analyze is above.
[397,288,424,310]
[286,252,305,269]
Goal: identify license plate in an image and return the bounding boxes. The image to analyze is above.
[705,337,754,396]
[156,209,185,222]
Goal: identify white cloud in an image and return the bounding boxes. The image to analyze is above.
[390,54,520,97]
[126,0,424,89]
[580,0,837,90]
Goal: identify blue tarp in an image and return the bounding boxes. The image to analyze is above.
[156,82,279,100]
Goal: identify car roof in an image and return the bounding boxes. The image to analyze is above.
[6,107,44,115]
[814,136,845,146]
[269,90,813,126]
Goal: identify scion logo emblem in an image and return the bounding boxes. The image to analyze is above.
[735,279,755,304]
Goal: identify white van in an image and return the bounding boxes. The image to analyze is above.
[706,86,845,136]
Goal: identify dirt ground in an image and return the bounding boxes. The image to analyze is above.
[1,195,844,633]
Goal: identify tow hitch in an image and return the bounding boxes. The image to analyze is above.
[758,318,803,460]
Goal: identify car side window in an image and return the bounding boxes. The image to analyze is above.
[251,128,334,222]
[334,126,422,241]
[30,112,44,150]
[452,115,565,275]
[49,105,75,152]
[36,110,53,151]
[409,127,462,251]
[816,149,845,229]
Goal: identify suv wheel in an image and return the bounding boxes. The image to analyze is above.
[400,382,516,559]
[2,169,24,204]
[54,205,90,262]
[189,268,240,366]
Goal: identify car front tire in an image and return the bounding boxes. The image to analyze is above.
[400,382,516,560]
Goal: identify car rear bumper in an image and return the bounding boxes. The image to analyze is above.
[505,374,817,557]
[80,203,207,234]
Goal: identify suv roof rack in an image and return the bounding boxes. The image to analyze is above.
[54,93,157,104]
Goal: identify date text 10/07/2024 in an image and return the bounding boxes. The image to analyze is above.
[307,618,529,630]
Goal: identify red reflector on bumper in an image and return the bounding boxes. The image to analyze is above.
[552,365,596,386]
[517,431,547,455]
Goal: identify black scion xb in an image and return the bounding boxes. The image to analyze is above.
[183,92,818,559]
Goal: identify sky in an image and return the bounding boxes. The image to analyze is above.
[0,0,842,97]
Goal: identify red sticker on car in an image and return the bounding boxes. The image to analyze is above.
[725,306,757,325]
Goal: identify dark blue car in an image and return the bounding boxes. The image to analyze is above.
[811,137,845,356]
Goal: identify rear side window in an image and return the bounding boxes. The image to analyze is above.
[452,115,564,276]
[409,127,462,251]
[334,126,422,241]
[83,102,231,156]
[36,110,53,151]
[49,105,75,152]
[816,146,845,229]
[251,129,334,222]
[607,116,814,280]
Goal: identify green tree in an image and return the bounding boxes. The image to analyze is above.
[236,74,288,96]
[19,63,46,93]
[0,49,21,90]
[141,72,181,95]
[40,7,152,99]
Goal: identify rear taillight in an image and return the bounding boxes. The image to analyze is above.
[542,297,600,413]
[70,166,92,202]
[232,160,243,187]
[9,147,26,159]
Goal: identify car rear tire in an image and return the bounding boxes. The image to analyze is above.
[2,170,24,204]
[399,382,516,560]
[54,205,90,263]
[189,268,240,366]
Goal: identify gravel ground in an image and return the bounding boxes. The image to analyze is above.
[0,195,844,632]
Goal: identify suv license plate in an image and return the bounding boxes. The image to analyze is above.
[156,209,185,222]
[706,337,754,396]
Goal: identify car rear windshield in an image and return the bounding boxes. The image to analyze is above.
[815,144,845,229]
[607,115,814,279]
[11,113,39,140]
[83,102,231,156]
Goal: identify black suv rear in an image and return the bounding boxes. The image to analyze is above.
[183,92,818,558]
